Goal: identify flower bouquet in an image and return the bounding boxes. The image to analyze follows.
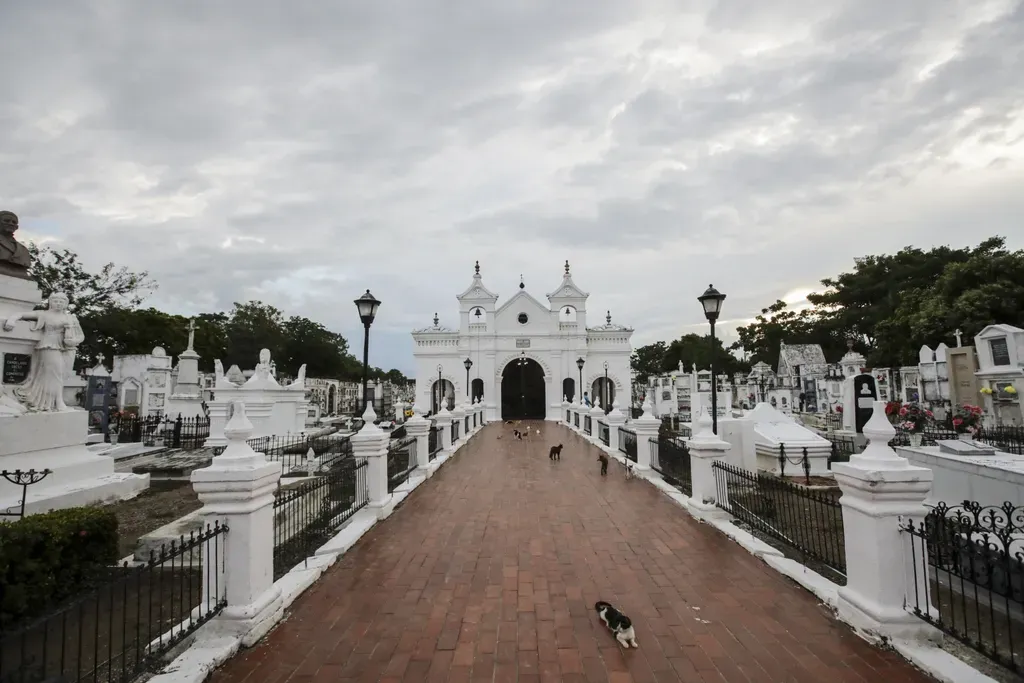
[898,403,932,446]
[951,404,983,439]
[884,400,903,424]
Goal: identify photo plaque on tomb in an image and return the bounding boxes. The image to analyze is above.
[1,352,31,385]
[852,373,878,433]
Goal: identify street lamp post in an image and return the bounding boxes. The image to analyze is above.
[576,357,585,405]
[464,358,473,398]
[697,284,726,435]
[437,364,443,414]
[603,361,609,413]
[353,289,381,416]
[517,351,527,417]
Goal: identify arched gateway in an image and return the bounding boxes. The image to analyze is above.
[411,261,634,422]
[501,357,545,419]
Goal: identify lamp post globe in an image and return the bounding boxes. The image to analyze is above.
[697,284,726,435]
[353,289,381,415]
[603,360,609,413]
[464,357,473,397]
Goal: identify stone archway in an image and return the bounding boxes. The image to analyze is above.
[471,378,485,404]
[562,377,576,403]
[501,358,546,419]
[591,377,616,412]
[431,379,455,413]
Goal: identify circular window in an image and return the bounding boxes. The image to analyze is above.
[517,313,529,325]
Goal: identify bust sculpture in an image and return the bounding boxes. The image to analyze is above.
[0,210,32,279]
[2,292,85,411]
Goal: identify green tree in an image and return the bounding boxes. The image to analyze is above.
[26,244,157,314]
[281,315,351,378]
[223,301,287,371]
[664,333,748,377]
[630,341,668,385]
[732,300,835,366]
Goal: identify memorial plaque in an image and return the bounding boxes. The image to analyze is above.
[515,339,530,348]
[2,352,31,384]
[852,374,878,434]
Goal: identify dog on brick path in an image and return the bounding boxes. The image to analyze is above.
[549,444,563,460]
[595,601,638,648]
[624,461,636,480]
[512,429,523,440]
[598,452,609,476]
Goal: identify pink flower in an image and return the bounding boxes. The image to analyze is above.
[953,418,963,427]
[925,410,933,418]
[899,407,908,417]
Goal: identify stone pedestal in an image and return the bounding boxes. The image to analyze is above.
[190,401,283,646]
[833,400,936,643]
[451,403,466,445]
[606,401,625,453]
[350,403,393,519]
[436,407,453,453]
[405,406,431,473]
[631,396,660,470]
[687,411,731,517]
[588,401,604,444]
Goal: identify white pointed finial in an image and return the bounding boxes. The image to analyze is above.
[854,400,906,465]
[641,392,653,415]
[224,400,254,442]
[692,409,715,440]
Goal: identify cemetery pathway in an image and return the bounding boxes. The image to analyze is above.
[209,422,934,683]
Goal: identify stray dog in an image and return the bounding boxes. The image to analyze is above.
[549,444,563,460]
[624,461,636,480]
[598,452,609,476]
[595,601,638,648]
[512,429,523,440]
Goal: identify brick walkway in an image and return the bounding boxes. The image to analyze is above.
[209,422,934,683]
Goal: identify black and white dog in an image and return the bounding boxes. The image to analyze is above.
[595,601,638,648]
[549,444,563,460]
[512,429,523,440]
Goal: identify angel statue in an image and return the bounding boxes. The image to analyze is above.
[2,292,85,412]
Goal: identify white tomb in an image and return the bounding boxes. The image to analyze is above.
[974,324,1024,425]
[163,318,205,419]
[747,403,832,475]
[203,349,309,448]
[0,264,148,514]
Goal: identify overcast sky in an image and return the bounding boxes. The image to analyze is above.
[3,1,1023,375]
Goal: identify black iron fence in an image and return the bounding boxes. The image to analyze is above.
[597,421,610,447]
[248,433,352,475]
[0,523,228,683]
[566,409,571,424]
[387,437,417,494]
[712,461,846,584]
[584,415,592,436]
[618,428,637,463]
[428,425,441,461]
[827,434,857,465]
[903,501,1024,672]
[272,458,368,580]
[451,420,460,444]
[574,412,580,429]
[0,470,52,520]
[774,444,813,485]
[390,425,407,440]
[113,414,210,451]
[649,437,691,496]
[977,426,1024,455]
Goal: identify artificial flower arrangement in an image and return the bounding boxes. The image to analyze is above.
[897,403,932,434]
[835,405,843,413]
[884,400,904,424]
[1006,386,1019,395]
[952,404,984,435]
[980,387,994,395]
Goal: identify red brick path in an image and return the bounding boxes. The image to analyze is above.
[209,422,933,683]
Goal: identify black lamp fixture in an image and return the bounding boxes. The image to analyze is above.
[576,357,585,404]
[464,357,473,397]
[437,364,444,413]
[697,284,726,435]
[353,289,381,415]
[517,351,528,417]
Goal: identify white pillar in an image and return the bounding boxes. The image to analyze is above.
[350,402,394,519]
[687,410,731,518]
[451,401,466,446]
[561,396,570,425]
[588,400,604,444]
[606,397,625,453]
[435,406,453,453]
[190,400,283,646]
[631,395,660,470]
[832,400,936,642]
[405,402,431,472]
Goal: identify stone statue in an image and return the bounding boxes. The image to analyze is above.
[2,292,85,411]
[0,210,32,280]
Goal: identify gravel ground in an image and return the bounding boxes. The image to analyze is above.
[104,482,203,558]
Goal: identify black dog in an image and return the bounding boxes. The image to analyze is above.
[512,429,523,440]
[598,452,609,475]
[549,444,563,460]
[595,601,638,648]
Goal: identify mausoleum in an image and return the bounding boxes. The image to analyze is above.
[412,262,634,422]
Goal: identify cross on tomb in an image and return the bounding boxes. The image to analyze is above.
[954,329,963,347]
[96,353,104,365]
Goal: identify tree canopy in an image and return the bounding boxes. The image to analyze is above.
[631,333,750,385]
[29,245,408,382]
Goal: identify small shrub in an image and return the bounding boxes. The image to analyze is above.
[0,507,118,629]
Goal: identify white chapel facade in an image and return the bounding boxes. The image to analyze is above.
[412,261,634,422]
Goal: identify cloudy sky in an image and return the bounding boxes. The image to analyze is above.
[3,1,1023,375]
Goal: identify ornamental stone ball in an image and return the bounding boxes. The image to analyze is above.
[0,210,32,279]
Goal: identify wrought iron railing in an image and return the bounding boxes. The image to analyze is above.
[248,433,353,475]
[387,436,417,494]
[649,436,691,495]
[903,501,1024,672]
[618,429,637,462]
[112,414,211,450]
[566,409,571,424]
[272,458,368,580]
[712,461,846,584]
[0,523,228,683]
[597,421,609,446]
[451,420,460,444]
[775,444,814,485]
[584,415,592,436]
[0,469,53,520]
[428,424,441,461]
[574,412,580,429]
